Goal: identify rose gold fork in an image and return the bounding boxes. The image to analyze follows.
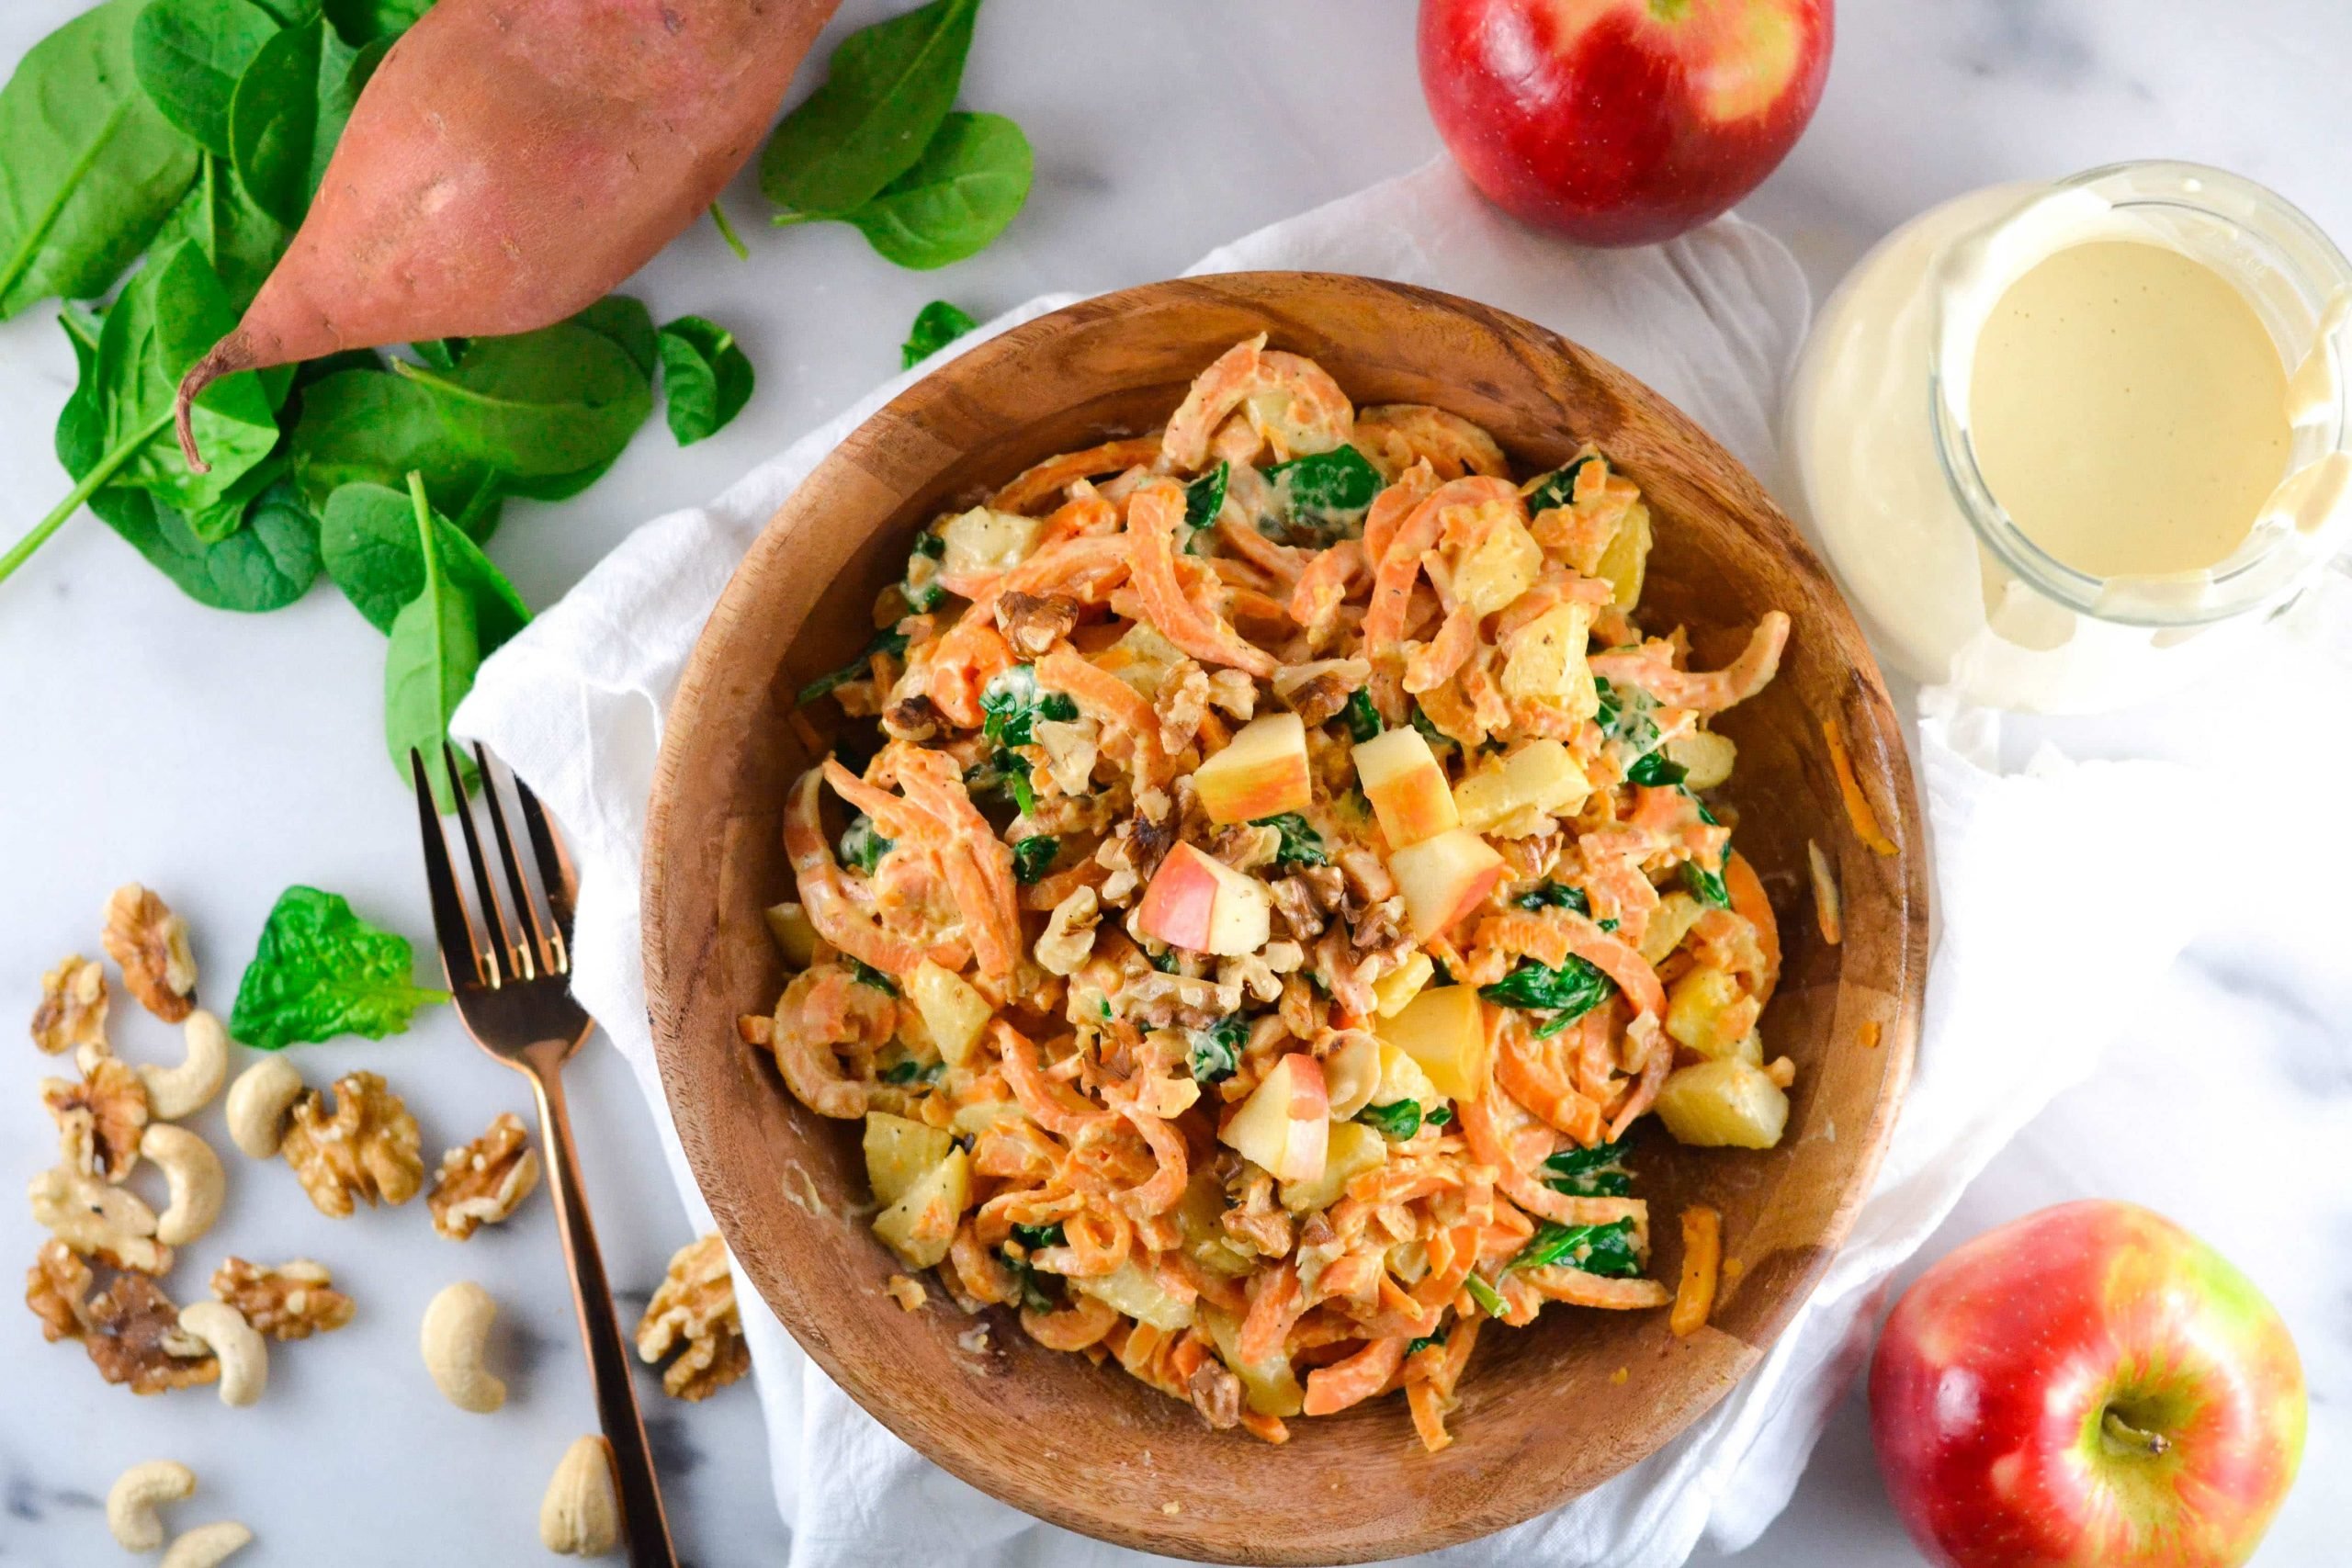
[409,742,679,1568]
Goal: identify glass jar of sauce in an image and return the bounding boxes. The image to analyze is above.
[1786,161,2352,712]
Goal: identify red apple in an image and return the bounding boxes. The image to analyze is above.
[1354,727,1458,849]
[1387,827,1506,939]
[1870,1201,2305,1568]
[1419,0,1833,247]
[1220,1053,1329,1182]
[1196,712,1313,825]
[1135,841,1272,956]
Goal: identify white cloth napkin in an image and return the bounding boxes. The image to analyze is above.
[454,159,2232,1567]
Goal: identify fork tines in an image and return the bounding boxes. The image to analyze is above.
[409,743,577,994]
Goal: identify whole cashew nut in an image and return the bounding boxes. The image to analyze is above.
[106,1459,195,1551]
[28,1164,169,1274]
[141,1124,226,1247]
[139,1010,230,1121]
[421,1280,506,1413]
[177,1301,267,1407]
[159,1520,254,1568]
[539,1435,623,1555]
[223,1056,303,1159]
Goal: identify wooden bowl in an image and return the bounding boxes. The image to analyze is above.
[642,272,1928,1563]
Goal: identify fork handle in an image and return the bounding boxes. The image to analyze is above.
[527,1059,681,1568]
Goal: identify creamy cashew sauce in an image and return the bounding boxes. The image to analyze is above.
[1788,172,2351,712]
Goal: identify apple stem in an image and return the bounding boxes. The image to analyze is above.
[2101,1410,2171,1459]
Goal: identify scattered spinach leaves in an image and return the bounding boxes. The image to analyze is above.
[1626,750,1686,787]
[227,883,447,1048]
[838,814,893,874]
[1356,1100,1423,1140]
[319,479,530,642]
[836,111,1033,271]
[1543,1140,1633,1199]
[760,0,980,218]
[901,527,947,611]
[847,958,898,995]
[382,472,481,811]
[1186,1015,1246,1085]
[227,16,373,228]
[1523,456,1595,514]
[656,314,755,446]
[1510,1217,1641,1278]
[1515,883,1590,915]
[1010,834,1059,885]
[979,663,1077,747]
[1183,460,1229,538]
[1009,1222,1065,1251]
[1264,445,1383,536]
[901,299,977,368]
[132,0,280,158]
[1342,689,1382,743]
[796,628,909,705]
[1480,955,1614,1031]
[1252,813,1328,870]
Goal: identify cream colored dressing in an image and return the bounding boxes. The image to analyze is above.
[1967,240,2290,580]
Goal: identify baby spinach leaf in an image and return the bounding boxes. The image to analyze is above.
[133,0,281,156]
[901,528,946,612]
[979,663,1077,747]
[1252,813,1328,870]
[1626,750,1686,787]
[656,315,755,446]
[319,479,529,642]
[1186,1015,1246,1085]
[1409,703,1457,753]
[900,299,976,368]
[839,112,1032,271]
[1356,1100,1422,1140]
[1543,1139,1633,1199]
[1516,883,1590,915]
[877,1056,944,1085]
[1011,834,1059,886]
[1683,853,1731,909]
[320,0,429,45]
[1510,1216,1641,1278]
[1523,455,1596,514]
[847,958,897,994]
[837,814,893,874]
[229,17,376,228]
[1265,445,1383,533]
[382,474,481,809]
[411,337,466,372]
[184,451,287,543]
[1480,954,1613,1027]
[760,0,981,218]
[92,480,322,612]
[1183,461,1229,542]
[228,884,447,1048]
[797,627,909,705]
[1008,1221,1065,1251]
[1342,689,1382,743]
[151,151,292,312]
[0,0,199,319]
[570,294,658,378]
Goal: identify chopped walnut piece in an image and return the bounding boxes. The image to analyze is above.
[85,1274,218,1394]
[1209,824,1282,875]
[883,1274,928,1312]
[29,1164,170,1274]
[1035,887,1102,978]
[1215,953,1285,1007]
[1188,1357,1243,1429]
[1272,658,1371,726]
[280,1071,424,1217]
[636,1234,749,1402]
[1267,875,1327,941]
[30,956,107,1055]
[880,693,944,743]
[27,1238,93,1342]
[1119,970,1243,1032]
[209,1258,355,1340]
[997,591,1080,659]
[1033,715,1102,798]
[428,1111,542,1240]
[100,885,197,1023]
[41,1054,149,1181]
[1155,660,1211,754]
[1204,670,1257,722]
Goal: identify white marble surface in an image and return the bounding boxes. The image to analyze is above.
[1,2,2346,1565]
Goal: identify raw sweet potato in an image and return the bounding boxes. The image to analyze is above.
[175,0,840,468]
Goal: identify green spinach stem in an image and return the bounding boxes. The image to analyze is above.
[708,200,751,261]
[0,406,173,586]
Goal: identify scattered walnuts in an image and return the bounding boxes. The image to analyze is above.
[85,1274,219,1394]
[209,1258,355,1341]
[30,955,107,1055]
[279,1071,424,1217]
[427,1111,542,1241]
[41,1054,150,1181]
[27,1238,93,1342]
[635,1234,749,1402]
[101,885,198,1023]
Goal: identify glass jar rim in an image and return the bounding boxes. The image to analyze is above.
[1927,160,2352,628]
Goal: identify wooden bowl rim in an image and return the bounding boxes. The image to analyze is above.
[643,270,1928,1562]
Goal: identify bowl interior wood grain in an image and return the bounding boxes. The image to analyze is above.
[642,272,1927,1564]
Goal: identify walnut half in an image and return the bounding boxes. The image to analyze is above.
[30,956,107,1055]
[26,1238,93,1342]
[42,1054,151,1183]
[635,1234,749,1402]
[428,1111,542,1241]
[101,885,197,1023]
[85,1274,218,1395]
[209,1258,355,1340]
[281,1072,424,1218]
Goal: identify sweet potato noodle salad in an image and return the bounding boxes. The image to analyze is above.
[749,335,1795,1451]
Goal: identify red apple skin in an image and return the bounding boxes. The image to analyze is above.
[1418,0,1832,247]
[1870,1201,2305,1568]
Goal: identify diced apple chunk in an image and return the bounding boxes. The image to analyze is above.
[1220,1054,1329,1182]
[763,901,820,967]
[863,1112,954,1207]
[1281,1121,1388,1213]
[1373,1043,1442,1112]
[871,1145,970,1268]
[1375,986,1489,1101]
[1176,1171,1257,1278]
[1353,728,1458,849]
[1201,1303,1306,1417]
[1195,712,1312,825]
[1595,499,1653,609]
[1452,506,1545,616]
[1452,739,1591,836]
[1372,952,1434,1017]
[1388,828,1506,939]
[907,960,992,1067]
[1639,892,1708,966]
[1655,1059,1789,1149]
[1665,965,1762,1059]
[939,505,1041,581]
[1072,1258,1196,1331]
[1500,602,1599,724]
[1136,842,1272,956]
